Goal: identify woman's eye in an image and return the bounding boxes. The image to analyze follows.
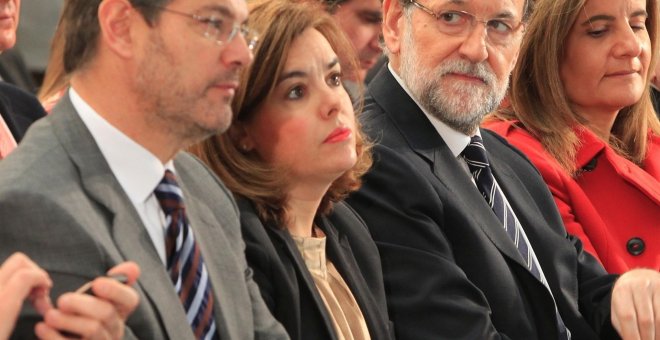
[328,73,342,87]
[587,28,607,37]
[286,86,305,100]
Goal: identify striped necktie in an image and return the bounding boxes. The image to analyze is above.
[462,135,570,340]
[154,170,218,340]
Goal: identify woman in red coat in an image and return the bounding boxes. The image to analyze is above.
[484,0,660,273]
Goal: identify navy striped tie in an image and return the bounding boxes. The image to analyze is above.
[462,135,570,340]
[155,170,218,340]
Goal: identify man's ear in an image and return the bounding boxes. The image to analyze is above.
[382,0,405,55]
[97,0,138,59]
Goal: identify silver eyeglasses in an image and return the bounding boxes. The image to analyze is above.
[143,5,259,50]
[407,0,524,46]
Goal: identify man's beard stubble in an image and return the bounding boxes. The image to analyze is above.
[398,27,509,135]
[134,30,237,144]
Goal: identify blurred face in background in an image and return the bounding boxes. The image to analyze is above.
[560,0,651,116]
[241,28,357,189]
[333,0,382,81]
[0,0,20,51]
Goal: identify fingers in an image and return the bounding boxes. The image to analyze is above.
[44,293,118,339]
[106,261,140,286]
[40,262,140,340]
[611,269,660,340]
[631,279,655,340]
[612,279,641,340]
[34,322,70,340]
[0,253,53,340]
[93,262,140,319]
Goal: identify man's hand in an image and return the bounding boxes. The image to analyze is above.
[611,268,660,340]
[34,262,140,340]
[0,252,53,339]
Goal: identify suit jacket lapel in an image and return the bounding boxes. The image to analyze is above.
[50,94,193,339]
[485,132,579,306]
[268,225,339,339]
[368,68,529,270]
[174,171,243,340]
[319,216,385,339]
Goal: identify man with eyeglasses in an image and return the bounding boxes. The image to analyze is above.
[0,0,288,339]
[347,0,660,339]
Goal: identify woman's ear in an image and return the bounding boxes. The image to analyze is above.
[231,123,255,152]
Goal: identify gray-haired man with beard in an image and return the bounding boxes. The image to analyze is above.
[347,0,660,339]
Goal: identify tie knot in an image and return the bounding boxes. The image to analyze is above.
[154,170,184,215]
[462,135,491,170]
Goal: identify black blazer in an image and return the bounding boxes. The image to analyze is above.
[346,67,619,340]
[239,199,393,340]
[0,82,46,142]
[0,49,36,94]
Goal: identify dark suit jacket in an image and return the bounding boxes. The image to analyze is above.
[0,48,36,93]
[0,94,287,339]
[239,199,393,340]
[346,67,619,340]
[0,82,45,142]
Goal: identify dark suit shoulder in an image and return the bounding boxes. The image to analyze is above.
[0,82,47,141]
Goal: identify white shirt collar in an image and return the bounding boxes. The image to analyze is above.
[387,63,479,157]
[69,87,174,204]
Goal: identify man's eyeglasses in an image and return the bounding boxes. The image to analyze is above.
[407,0,524,46]
[141,5,259,50]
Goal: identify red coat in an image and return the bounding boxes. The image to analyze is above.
[484,120,660,273]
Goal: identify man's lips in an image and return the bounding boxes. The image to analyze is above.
[445,72,486,84]
[211,82,239,95]
[324,127,352,143]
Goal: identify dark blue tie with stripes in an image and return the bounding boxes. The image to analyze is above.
[462,135,570,340]
[155,170,218,340]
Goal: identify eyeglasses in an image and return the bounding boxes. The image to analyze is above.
[140,5,259,50]
[407,0,524,46]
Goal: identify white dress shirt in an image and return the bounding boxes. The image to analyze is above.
[71,87,171,264]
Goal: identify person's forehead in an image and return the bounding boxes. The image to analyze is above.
[428,0,524,16]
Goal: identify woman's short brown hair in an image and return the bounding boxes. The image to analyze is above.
[191,0,371,227]
[490,0,660,174]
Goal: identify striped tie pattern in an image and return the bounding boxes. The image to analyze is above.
[462,135,570,340]
[155,170,218,340]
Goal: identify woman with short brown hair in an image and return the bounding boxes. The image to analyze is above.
[190,1,391,339]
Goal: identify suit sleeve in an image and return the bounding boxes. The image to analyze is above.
[0,191,109,339]
[347,144,513,340]
[245,262,289,340]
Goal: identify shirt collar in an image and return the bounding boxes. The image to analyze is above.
[69,87,174,204]
[387,63,476,157]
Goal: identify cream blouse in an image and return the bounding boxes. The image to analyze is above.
[292,230,371,340]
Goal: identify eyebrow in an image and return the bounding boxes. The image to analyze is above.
[277,58,340,84]
[581,10,648,26]
[198,4,234,19]
[359,9,383,20]
[441,0,517,20]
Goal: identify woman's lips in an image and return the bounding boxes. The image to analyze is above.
[324,127,352,143]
